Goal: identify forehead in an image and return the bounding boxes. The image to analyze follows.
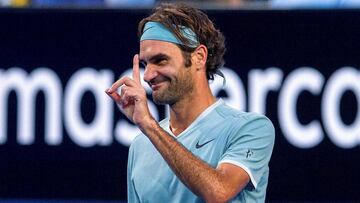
[139,40,182,60]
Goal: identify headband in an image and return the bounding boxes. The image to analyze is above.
[140,21,199,47]
[140,22,226,85]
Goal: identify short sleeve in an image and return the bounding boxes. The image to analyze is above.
[218,115,275,189]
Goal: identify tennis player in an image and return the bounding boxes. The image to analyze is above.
[106,3,275,202]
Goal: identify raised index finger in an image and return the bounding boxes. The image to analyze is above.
[133,54,141,85]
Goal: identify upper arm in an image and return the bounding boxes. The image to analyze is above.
[216,162,251,197]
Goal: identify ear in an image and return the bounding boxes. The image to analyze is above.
[192,45,208,70]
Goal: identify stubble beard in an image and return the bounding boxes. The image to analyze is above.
[152,70,194,105]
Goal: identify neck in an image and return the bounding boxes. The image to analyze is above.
[169,82,216,136]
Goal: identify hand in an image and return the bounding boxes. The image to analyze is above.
[106,54,153,126]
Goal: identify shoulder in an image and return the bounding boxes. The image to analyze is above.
[214,103,275,145]
[216,102,273,127]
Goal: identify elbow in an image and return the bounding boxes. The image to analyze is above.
[203,188,234,203]
[204,197,229,203]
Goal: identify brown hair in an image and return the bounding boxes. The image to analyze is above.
[138,3,226,80]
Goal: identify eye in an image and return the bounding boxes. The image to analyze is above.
[156,58,167,66]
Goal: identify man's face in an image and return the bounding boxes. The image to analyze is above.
[140,40,194,105]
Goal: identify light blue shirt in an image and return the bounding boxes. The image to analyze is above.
[127,99,275,203]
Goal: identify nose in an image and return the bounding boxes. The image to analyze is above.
[143,65,158,83]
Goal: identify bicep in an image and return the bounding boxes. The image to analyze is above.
[216,162,250,196]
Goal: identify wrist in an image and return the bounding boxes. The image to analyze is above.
[137,115,158,134]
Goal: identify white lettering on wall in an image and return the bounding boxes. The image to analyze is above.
[0,68,62,145]
[322,67,360,148]
[249,67,283,114]
[278,67,324,148]
[0,66,359,148]
[64,68,113,147]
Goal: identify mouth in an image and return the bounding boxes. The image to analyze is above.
[151,81,166,91]
[149,77,170,91]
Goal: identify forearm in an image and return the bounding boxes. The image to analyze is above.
[138,118,234,202]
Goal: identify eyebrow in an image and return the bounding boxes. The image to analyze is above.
[140,53,170,65]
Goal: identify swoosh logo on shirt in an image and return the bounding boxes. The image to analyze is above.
[195,138,215,149]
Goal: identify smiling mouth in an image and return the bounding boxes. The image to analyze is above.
[149,77,169,91]
[151,82,165,91]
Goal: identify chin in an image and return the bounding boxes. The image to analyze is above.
[152,95,168,105]
[152,92,176,105]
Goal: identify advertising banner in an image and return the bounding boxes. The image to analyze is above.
[0,9,359,201]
